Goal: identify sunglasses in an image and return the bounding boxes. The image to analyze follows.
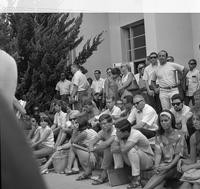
[150,56,157,59]
[69,118,76,121]
[172,102,181,106]
[133,100,143,106]
[189,62,196,65]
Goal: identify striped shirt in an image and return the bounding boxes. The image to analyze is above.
[81,129,98,147]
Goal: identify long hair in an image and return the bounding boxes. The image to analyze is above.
[157,109,176,135]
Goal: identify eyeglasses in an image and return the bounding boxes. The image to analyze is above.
[172,102,181,106]
[189,62,196,65]
[150,56,157,59]
[133,100,143,106]
[69,118,76,121]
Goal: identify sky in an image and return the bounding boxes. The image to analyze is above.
[0,0,200,13]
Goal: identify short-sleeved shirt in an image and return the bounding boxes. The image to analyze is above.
[127,128,154,156]
[97,125,116,141]
[155,129,187,164]
[186,68,200,96]
[170,105,191,133]
[53,111,67,129]
[143,63,159,85]
[55,79,72,95]
[72,70,89,92]
[80,129,98,147]
[127,104,158,131]
[96,106,122,120]
[151,62,184,88]
[91,78,105,93]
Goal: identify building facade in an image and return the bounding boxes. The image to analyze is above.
[73,13,200,78]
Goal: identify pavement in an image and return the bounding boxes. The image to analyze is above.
[43,173,127,189]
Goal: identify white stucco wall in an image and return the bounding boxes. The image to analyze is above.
[191,13,200,68]
[145,13,194,67]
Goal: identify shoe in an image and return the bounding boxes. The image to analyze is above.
[41,168,49,175]
[65,170,80,176]
[92,177,108,185]
[76,173,91,181]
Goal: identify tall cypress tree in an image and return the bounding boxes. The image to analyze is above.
[1,13,103,113]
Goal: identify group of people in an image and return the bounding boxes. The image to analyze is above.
[18,49,200,189]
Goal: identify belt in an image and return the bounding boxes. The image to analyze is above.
[160,85,178,90]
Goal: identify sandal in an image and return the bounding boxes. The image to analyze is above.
[127,181,142,189]
[41,168,49,175]
[76,173,91,181]
[92,177,108,185]
[65,170,79,176]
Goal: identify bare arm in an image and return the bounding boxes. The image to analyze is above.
[32,129,51,148]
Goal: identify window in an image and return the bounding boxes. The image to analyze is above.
[121,20,146,73]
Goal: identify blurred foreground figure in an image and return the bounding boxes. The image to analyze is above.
[0,50,47,189]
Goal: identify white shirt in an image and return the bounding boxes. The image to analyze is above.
[95,105,122,120]
[91,78,105,93]
[72,70,89,92]
[38,126,54,148]
[151,62,184,88]
[170,105,191,133]
[127,104,158,131]
[55,79,72,95]
[143,63,159,85]
[53,111,67,129]
[127,128,154,156]
[186,68,200,96]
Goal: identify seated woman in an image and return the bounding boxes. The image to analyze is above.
[178,109,200,189]
[31,117,55,159]
[27,116,40,140]
[65,113,98,176]
[113,119,154,189]
[143,110,188,189]
[40,112,80,174]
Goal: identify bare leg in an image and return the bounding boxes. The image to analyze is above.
[34,147,53,159]
[193,183,200,189]
[65,147,76,173]
[179,182,192,189]
[41,150,58,170]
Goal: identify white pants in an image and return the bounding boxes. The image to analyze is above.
[159,88,179,110]
[113,148,154,176]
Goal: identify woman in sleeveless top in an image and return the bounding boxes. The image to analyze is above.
[179,110,200,189]
[65,113,97,176]
[31,117,54,159]
[119,64,139,99]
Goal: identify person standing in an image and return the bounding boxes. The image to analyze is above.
[91,70,105,110]
[143,52,162,113]
[70,64,89,111]
[55,72,72,104]
[185,59,200,106]
[151,50,187,110]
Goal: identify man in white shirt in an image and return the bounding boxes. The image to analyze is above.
[127,95,158,138]
[70,64,89,110]
[55,72,72,104]
[143,52,162,113]
[151,50,187,110]
[170,94,192,136]
[91,70,105,110]
[96,97,121,121]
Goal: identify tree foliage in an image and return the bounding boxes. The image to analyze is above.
[0,13,104,113]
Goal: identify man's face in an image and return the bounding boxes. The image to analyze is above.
[172,99,183,112]
[60,73,65,81]
[158,51,167,65]
[71,66,76,74]
[94,72,101,80]
[133,97,145,111]
[150,54,158,64]
[123,98,132,111]
[100,119,113,132]
[188,60,196,71]
[106,99,115,110]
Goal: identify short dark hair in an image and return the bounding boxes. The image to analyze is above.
[159,50,168,58]
[106,67,112,72]
[115,119,131,133]
[171,93,183,102]
[76,113,89,131]
[123,95,133,104]
[158,110,176,135]
[111,67,121,76]
[188,59,197,65]
[40,116,52,125]
[99,114,112,123]
[71,63,80,69]
[94,70,101,74]
[149,52,158,58]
